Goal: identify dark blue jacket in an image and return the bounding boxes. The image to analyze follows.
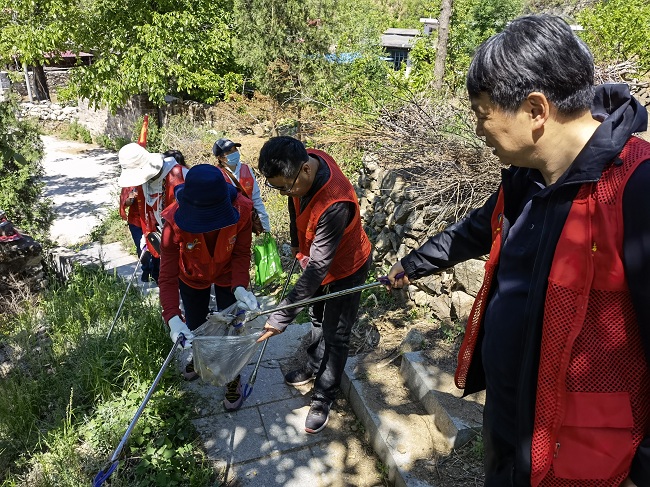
[401,84,650,486]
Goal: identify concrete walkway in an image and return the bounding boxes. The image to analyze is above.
[41,135,120,246]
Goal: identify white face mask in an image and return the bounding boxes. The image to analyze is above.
[226,151,240,167]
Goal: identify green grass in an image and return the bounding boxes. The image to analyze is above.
[0,266,220,486]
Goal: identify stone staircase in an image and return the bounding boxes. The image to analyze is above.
[342,349,484,487]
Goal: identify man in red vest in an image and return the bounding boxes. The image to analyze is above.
[213,138,271,235]
[387,15,650,487]
[118,143,188,283]
[158,164,257,411]
[256,136,372,434]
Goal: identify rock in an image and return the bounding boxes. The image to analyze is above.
[410,288,432,308]
[413,274,444,295]
[449,290,475,321]
[380,171,397,191]
[371,211,387,227]
[403,237,420,249]
[358,172,369,189]
[394,201,414,225]
[400,328,426,353]
[397,243,408,259]
[404,187,420,200]
[453,259,486,297]
[374,229,392,254]
[428,294,452,321]
[389,177,406,203]
[404,212,427,236]
[387,231,400,252]
[363,154,379,173]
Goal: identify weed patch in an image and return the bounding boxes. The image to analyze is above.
[0,266,219,485]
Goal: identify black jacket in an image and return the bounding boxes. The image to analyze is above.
[401,84,650,485]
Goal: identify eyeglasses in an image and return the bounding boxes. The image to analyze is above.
[265,168,302,193]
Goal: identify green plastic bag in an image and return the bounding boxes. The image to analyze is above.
[254,233,284,287]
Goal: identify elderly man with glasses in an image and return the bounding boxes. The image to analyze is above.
[256,136,372,434]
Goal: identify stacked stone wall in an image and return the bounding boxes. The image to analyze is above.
[357,155,486,324]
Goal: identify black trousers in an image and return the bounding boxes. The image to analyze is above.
[305,255,372,403]
[483,402,518,487]
[178,280,236,331]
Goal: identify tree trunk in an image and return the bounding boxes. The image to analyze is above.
[32,63,50,101]
[22,62,33,102]
[433,0,453,91]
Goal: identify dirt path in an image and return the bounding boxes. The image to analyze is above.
[41,135,119,246]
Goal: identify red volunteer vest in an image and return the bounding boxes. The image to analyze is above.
[136,164,185,257]
[220,164,255,198]
[456,137,650,486]
[119,186,141,226]
[161,193,252,289]
[293,149,371,285]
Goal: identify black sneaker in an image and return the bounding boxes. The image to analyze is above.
[304,399,330,434]
[285,368,316,386]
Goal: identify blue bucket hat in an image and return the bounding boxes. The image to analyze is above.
[174,164,239,233]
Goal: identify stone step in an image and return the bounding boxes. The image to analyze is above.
[343,353,447,487]
[399,351,484,449]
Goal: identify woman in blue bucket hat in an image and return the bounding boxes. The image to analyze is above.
[158,164,258,411]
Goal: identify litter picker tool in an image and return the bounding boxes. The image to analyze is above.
[93,333,189,487]
[243,257,299,399]
[241,272,405,326]
[106,259,141,340]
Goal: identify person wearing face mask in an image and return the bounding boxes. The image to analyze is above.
[212,138,271,235]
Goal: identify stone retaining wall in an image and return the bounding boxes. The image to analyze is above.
[357,156,485,324]
[20,101,79,122]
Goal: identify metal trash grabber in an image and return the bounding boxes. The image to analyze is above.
[243,257,299,399]
[93,333,189,487]
[106,259,141,340]
[241,272,404,326]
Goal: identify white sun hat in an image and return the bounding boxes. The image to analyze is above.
[117,143,164,187]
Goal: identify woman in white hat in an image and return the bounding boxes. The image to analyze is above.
[118,143,188,282]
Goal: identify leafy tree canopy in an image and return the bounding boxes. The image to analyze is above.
[60,0,242,109]
[0,0,78,66]
[577,0,650,73]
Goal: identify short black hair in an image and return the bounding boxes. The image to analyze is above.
[258,136,308,179]
[466,14,595,115]
[163,149,186,167]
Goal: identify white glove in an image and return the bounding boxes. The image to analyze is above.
[168,316,194,349]
[234,286,258,311]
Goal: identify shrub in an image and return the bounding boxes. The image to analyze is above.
[63,120,93,144]
[0,94,53,237]
[577,0,650,73]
